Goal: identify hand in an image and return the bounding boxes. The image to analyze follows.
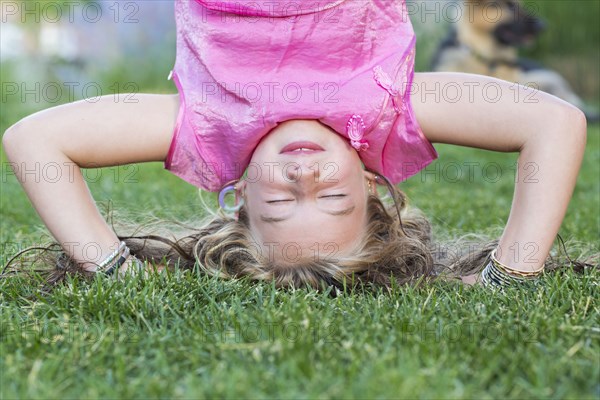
[115,255,167,279]
[460,273,481,286]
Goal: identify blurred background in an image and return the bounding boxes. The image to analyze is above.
[1,0,599,134]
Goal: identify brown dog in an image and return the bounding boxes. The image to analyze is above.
[430,0,598,122]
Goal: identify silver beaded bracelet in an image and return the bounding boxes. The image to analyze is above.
[96,241,127,272]
[92,241,147,276]
[102,245,130,276]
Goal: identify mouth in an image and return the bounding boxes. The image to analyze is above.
[279,141,325,154]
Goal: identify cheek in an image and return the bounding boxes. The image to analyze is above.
[249,147,267,166]
[327,150,358,172]
[330,161,364,185]
[245,156,277,184]
[244,187,262,211]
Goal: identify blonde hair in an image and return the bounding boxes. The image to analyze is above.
[2,175,597,293]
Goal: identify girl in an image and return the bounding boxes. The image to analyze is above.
[1,0,592,290]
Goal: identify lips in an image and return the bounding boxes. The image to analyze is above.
[279,141,324,154]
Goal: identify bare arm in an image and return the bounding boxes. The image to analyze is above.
[2,93,180,271]
[411,72,587,274]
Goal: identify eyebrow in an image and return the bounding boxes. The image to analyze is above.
[260,205,356,223]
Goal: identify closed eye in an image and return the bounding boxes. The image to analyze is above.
[267,195,346,203]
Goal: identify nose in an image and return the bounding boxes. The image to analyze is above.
[284,163,321,185]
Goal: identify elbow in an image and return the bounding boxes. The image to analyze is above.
[568,105,588,152]
[551,103,587,153]
[2,122,24,162]
[2,118,42,162]
[524,101,587,153]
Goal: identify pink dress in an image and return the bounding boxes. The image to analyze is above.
[164,0,438,192]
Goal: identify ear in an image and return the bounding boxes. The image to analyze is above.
[362,169,380,197]
[363,169,378,181]
[235,180,247,198]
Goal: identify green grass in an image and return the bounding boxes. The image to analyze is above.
[2,2,599,397]
[1,270,598,399]
[1,124,598,398]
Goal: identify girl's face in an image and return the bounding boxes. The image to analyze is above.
[240,120,376,265]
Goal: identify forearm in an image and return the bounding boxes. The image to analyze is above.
[4,130,121,271]
[2,94,178,271]
[411,72,588,274]
[496,113,587,272]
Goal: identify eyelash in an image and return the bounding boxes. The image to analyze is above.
[267,194,346,203]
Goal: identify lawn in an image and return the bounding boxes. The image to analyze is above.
[0,125,598,398]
